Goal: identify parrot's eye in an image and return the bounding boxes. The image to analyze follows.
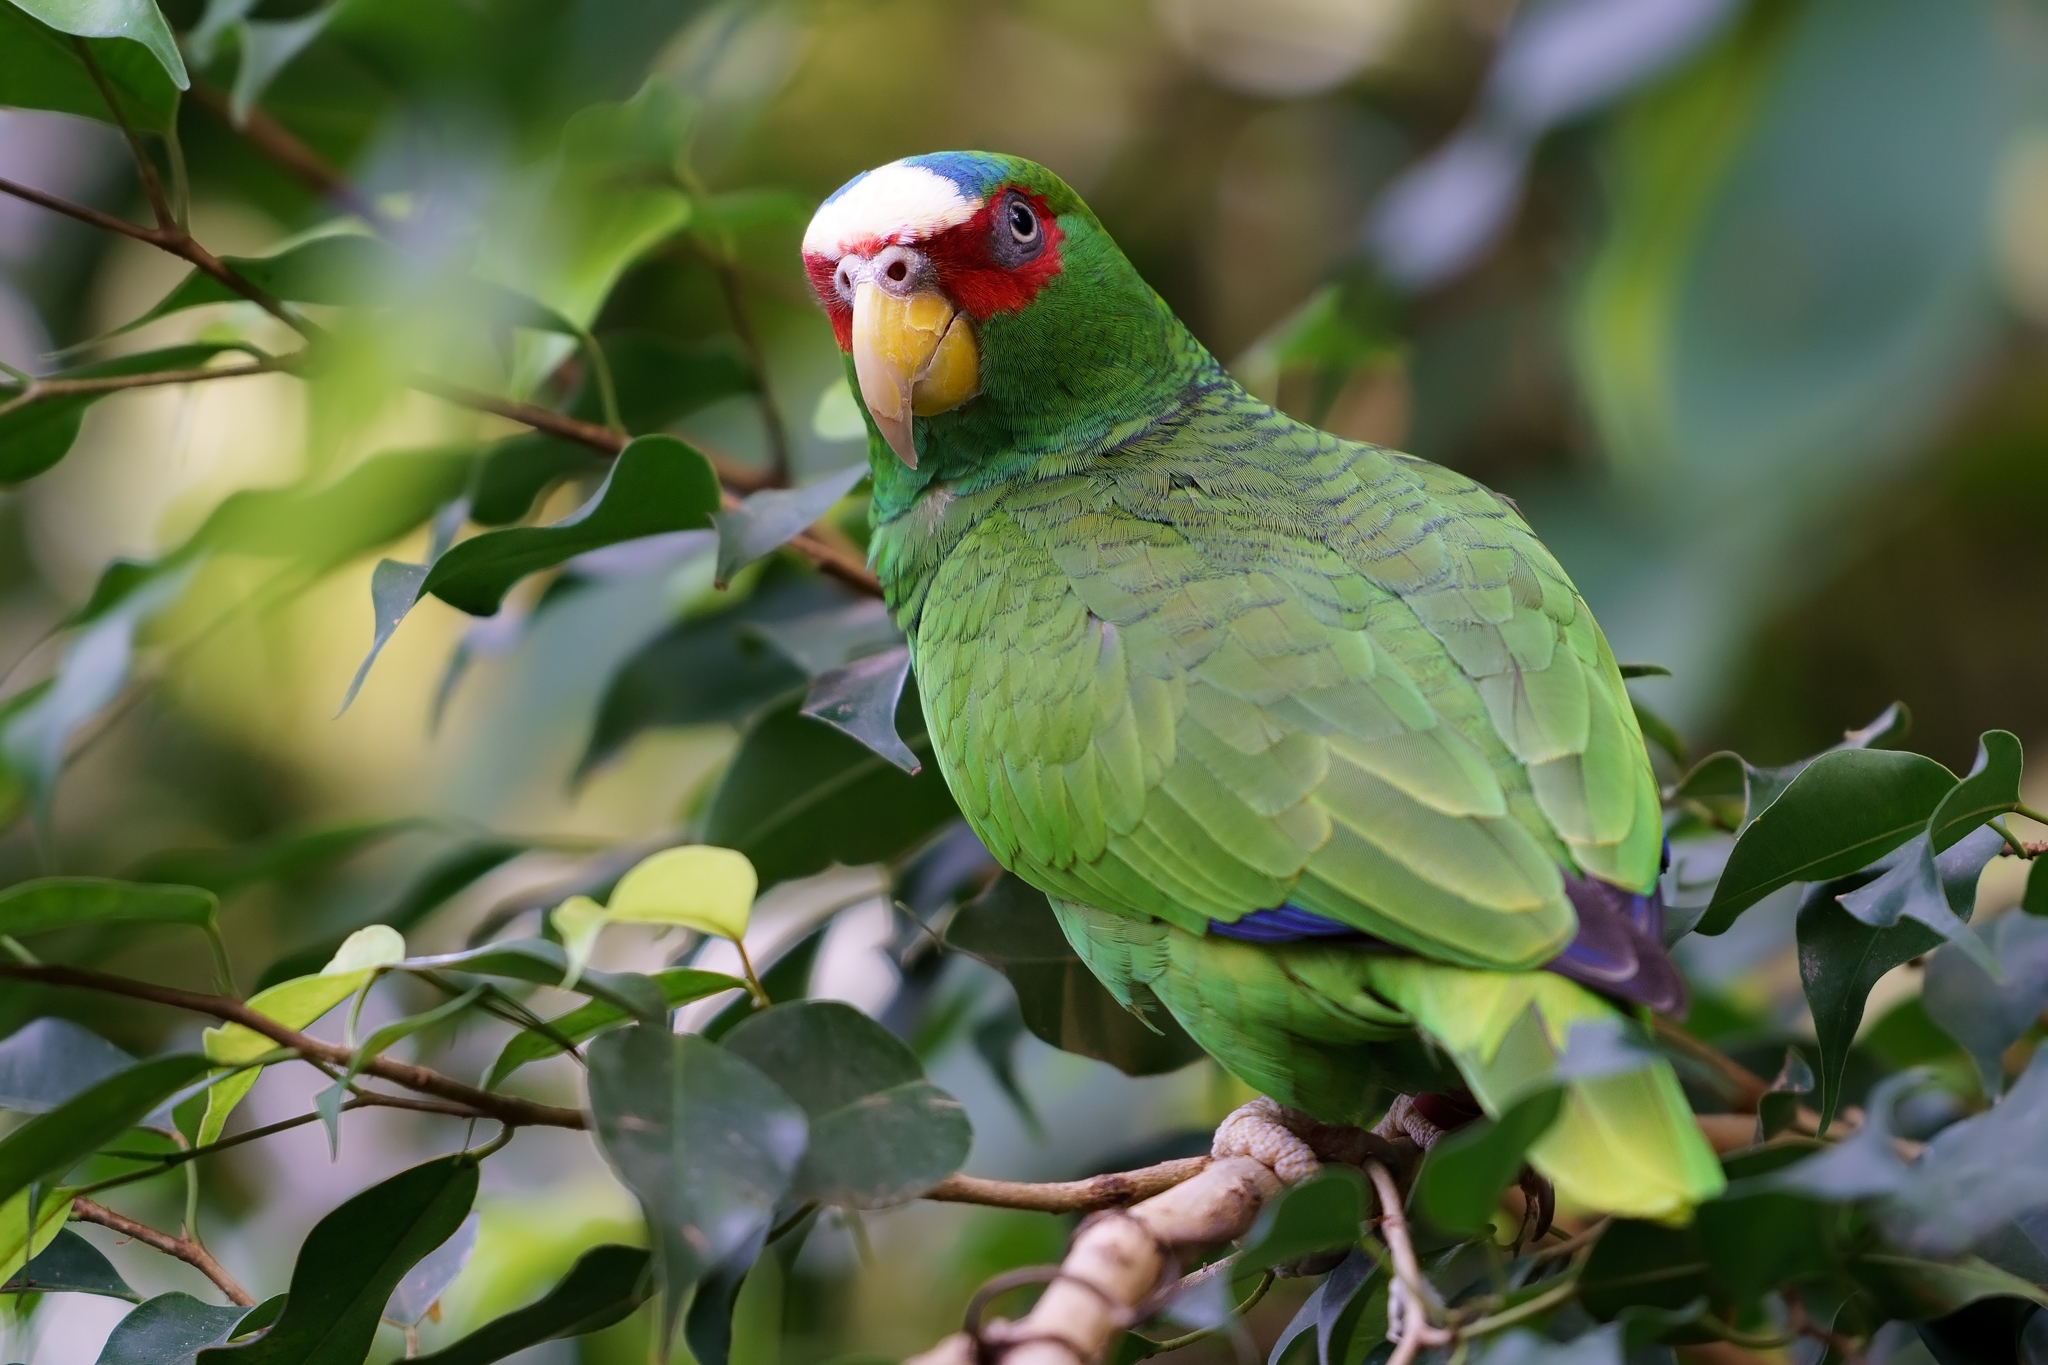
[992,189,1044,266]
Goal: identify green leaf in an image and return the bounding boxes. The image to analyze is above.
[484,967,741,1088]
[584,1025,807,1357]
[946,874,1205,1077]
[199,1156,478,1365]
[1921,907,2048,1095]
[408,1244,652,1365]
[193,446,478,577]
[0,1184,70,1283]
[1413,1087,1564,1235]
[1848,1253,2048,1321]
[125,819,417,898]
[0,344,258,485]
[799,647,919,774]
[1697,747,1957,934]
[1797,885,1945,1134]
[2026,857,2048,917]
[1926,730,2024,853]
[711,464,865,586]
[573,333,756,433]
[423,435,721,616]
[98,1292,258,1365]
[721,1000,971,1208]
[1236,1166,1365,1272]
[468,435,611,528]
[396,939,666,1020]
[1,1227,138,1299]
[703,691,959,892]
[0,1053,207,1205]
[1577,1219,1710,1323]
[0,877,217,939]
[1630,699,1685,766]
[1837,828,2001,977]
[0,1,178,130]
[1754,1049,1814,1142]
[336,559,429,714]
[1617,663,1673,679]
[4,0,185,94]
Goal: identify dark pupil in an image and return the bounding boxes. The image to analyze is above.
[1009,201,1036,240]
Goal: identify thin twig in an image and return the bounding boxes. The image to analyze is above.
[71,1198,255,1306]
[923,1157,1212,1214]
[0,362,282,421]
[1369,1160,1452,1365]
[74,39,174,230]
[713,261,790,483]
[2,962,583,1130]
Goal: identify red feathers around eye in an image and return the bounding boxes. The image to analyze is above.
[803,186,1063,352]
[922,188,1064,320]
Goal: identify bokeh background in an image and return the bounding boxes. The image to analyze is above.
[3,0,2048,1360]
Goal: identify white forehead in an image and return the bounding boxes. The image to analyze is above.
[802,162,983,258]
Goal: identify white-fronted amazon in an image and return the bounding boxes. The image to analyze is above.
[801,152,1723,1221]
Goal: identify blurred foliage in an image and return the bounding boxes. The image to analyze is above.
[1,0,2047,1362]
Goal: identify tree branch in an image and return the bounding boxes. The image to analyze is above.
[187,82,386,227]
[923,1157,1212,1215]
[0,361,284,423]
[1,963,584,1131]
[71,1198,254,1306]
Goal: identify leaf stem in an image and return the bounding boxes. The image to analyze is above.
[732,937,772,1009]
[74,38,176,231]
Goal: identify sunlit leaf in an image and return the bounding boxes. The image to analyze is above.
[423,436,721,616]
[199,1156,478,1365]
[584,1025,806,1358]
[1697,747,1957,934]
[0,877,217,940]
[0,1184,69,1283]
[408,1244,652,1365]
[722,1000,971,1207]
[608,845,757,940]
[0,1052,207,1205]
[710,463,865,586]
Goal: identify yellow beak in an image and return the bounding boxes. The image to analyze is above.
[850,280,980,468]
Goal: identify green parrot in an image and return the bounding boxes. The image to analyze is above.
[802,152,1723,1221]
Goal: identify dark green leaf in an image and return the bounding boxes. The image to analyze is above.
[1631,699,1685,766]
[1755,1049,1815,1142]
[1922,912,2048,1094]
[423,436,721,616]
[1876,1051,2048,1257]
[9,0,185,87]
[193,447,478,577]
[2026,858,2048,917]
[1698,747,1956,934]
[0,345,256,485]
[1578,1220,1709,1322]
[703,691,959,891]
[946,874,1205,1077]
[584,1025,807,1354]
[408,1245,652,1365]
[485,968,742,1087]
[467,436,610,528]
[398,940,666,1020]
[1838,829,2000,976]
[98,1292,256,1365]
[1236,1167,1365,1272]
[0,1053,208,1205]
[800,646,918,773]
[126,821,417,898]
[1927,731,2024,852]
[1848,1254,2048,1321]
[751,601,903,678]
[336,559,428,714]
[721,1000,971,1207]
[1797,884,1945,1133]
[0,1,179,131]
[574,334,755,433]
[1617,663,1673,679]
[1413,1087,1563,1235]
[576,574,836,778]
[1692,1186,1842,1303]
[199,1156,478,1365]
[711,464,865,586]
[0,1018,136,1112]
[2,1228,137,1300]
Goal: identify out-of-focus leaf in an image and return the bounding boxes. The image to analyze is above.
[703,691,958,891]
[384,1211,477,1326]
[0,344,258,484]
[0,1,179,130]
[1,1227,137,1300]
[752,599,902,677]
[195,446,478,577]
[1698,747,1956,933]
[1465,1327,1622,1365]
[0,1053,207,1205]
[2026,859,2048,917]
[1578,1218,1710,1322]
[1631,699,1685,766]
[1618,663,1674,679]
[1797,884,1945,1133]
[1414,1087,1563,1234]
[947,874,1205,1077]
[575,333,755,433]
[1236,1167,1365,1272]
[126,820,416,898]
[408,1244,652,1365]
[1927,731,2024,853]
[1849,1254,2048,1321]
[423,436,720,616]
[722,1000,971,1207]
[98,1292,257,1365]
[0,1018,136,1113]
[467,435,610,528]
[1838,830,2000,976]
[0,1185,70,1283]
[0,878,217,940]
[200,1156,478,1365]
[711,464,865,586]
[1923,912,2048,1095]
[1755,1048,1815,1142]
[584,1025,806,1355]
[484,967,741,1087]
[336,559,428,714]
[800,646,918,773]
[225,8,332,122]
[968,1006,1042,1139]
[1874,1051,2048,1257]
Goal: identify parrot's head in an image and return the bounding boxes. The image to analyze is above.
[803,152,1202,482]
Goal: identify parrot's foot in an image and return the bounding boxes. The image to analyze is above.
[1213,1098,1413,1276]
[1374,1093,1556,1245]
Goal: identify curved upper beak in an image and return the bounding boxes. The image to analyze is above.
[848,263,980,468]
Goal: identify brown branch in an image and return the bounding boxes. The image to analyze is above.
[2,962,584,1131]
[71,1198,255,1306]
[1652,1015,1771,1111]
[75,39,175,231]
[187,82,385,226]
[924,1157,1211,1215]
[0,362,283,423]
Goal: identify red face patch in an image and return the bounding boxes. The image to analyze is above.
[804,185,1065,353]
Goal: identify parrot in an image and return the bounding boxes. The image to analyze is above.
[800,151,1724,1222]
